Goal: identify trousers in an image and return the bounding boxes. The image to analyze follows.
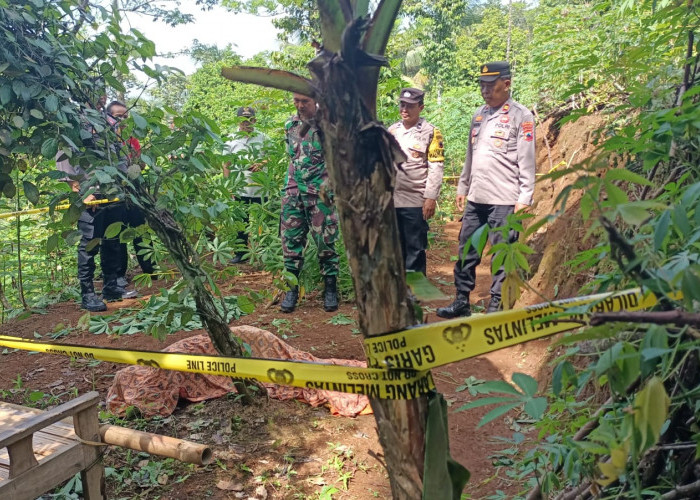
[453,202,518,299]
[280,191,339,276]
[77,202,125,284]
[396,207,429,275]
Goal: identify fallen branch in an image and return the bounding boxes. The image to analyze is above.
[590,310,700,327]
[660,479,700,500]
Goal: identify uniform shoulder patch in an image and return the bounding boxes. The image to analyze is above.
[522,121,534,142]
[428,128,445,162]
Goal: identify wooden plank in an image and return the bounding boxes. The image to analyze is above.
[0,442,86,500]
[7,436,39,478]
[0,392,99,449]
[74,404,104,499]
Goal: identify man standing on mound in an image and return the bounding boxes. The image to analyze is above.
[279,93,340,313]
[437,61,536,319]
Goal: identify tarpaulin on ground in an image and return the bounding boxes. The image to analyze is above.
[106,326,373,418]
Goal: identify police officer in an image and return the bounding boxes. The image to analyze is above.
[279,93,339,313]
[389,88,445,275]
[224,106,269,264]
[437,61,536,318]
[57,99,137,312]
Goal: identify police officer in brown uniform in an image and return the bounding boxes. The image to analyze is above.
[437,61,536,318]
[389,88,445,275]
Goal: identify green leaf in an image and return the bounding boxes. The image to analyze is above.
[456,396,518,412]
[653,210,670,251]
[221,67,314,97]
[29,108,44,119]
[12,115,25,128]
[41,137,58,158]
[22,181,39,204]
[603,180,628,205]
[45,94,59,112]
[132,111,147,129]
[46,234,59,253]
[604,168,653,186]
[617,203,649,225]
[634,377,669,452]
[477,402,521,428]
[406,271,447,301]
[511,373,538,397]
[524,397,548,420]
[104,222,123,239]
[317,0,349,52]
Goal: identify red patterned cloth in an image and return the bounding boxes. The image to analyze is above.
[106,326,372,418]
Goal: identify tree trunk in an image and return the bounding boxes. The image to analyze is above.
[309,42,429,499]
[121,182,258,402]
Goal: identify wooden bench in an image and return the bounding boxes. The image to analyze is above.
[0,391,104,499]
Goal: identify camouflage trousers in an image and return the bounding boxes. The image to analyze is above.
[280,192,339,276]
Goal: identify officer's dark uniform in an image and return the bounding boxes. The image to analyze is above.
[57,109,137,311]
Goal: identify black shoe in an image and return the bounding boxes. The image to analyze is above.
[230,253,248,264]
[116,276,129,288]
[436,294,471,319]
[280,287,299,313]
[103,275,138,301]
[80,282,107,312]
[323,275,338,312]
[486,296,502,313]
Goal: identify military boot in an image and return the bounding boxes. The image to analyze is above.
[280,270,300,313]
[80,282,107,312]
[436,293,471,319]
[486,295,502,313]
[323,275,338,312]
[102,274,138,301]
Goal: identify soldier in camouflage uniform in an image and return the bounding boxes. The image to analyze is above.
[279,93,339,313]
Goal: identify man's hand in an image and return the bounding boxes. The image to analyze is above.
[423,198,437,220]
[515,203,529,213]
[83,193,97,211]
[456,194,466,213]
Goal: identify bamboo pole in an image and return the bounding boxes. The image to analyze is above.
[99,425,213,465]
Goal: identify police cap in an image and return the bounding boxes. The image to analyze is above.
[398,88,425,104]
[478,61,511,82]
[237,106,256,118]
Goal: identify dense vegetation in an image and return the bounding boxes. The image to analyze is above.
[1,0,698,498]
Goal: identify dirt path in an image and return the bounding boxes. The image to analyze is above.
[0,220,553,499]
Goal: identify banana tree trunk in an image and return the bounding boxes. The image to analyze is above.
[309,45,428,499]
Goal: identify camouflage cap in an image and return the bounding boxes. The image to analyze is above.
[237,106,256,118]
[478,61,511,82]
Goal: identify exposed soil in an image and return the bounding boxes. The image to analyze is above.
[0,114,604,499]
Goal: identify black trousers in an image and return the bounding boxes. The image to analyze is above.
[453,202,518,299]
[77,203,125,284]
[396,207,429,275]
[235,196,262,254]
[119,205,155,275]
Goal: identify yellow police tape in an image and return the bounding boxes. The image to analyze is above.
[0,288,669,399]
[0,198,119,220]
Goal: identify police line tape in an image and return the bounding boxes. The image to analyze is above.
[0,288,670,399]
[0,198,119,220]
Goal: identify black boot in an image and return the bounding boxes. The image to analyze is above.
[486,296,502,313]
[323,275,338,312]
[280,270,300,313]
[436,293,471,319]
[280,287,299,313]
[80,282,107,312]
[117,276,129,288]
[103,275,138,301]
